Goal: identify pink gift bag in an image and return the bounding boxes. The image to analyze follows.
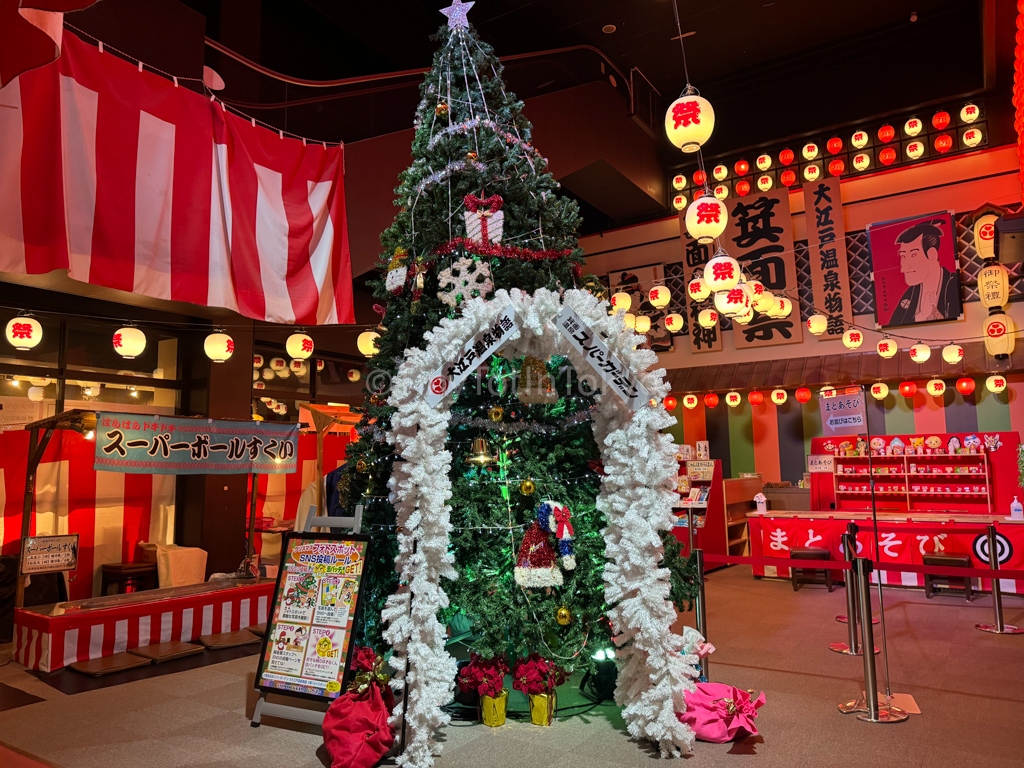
[678,682,766,743]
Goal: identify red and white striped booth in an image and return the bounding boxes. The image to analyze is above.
[14,580,273,672]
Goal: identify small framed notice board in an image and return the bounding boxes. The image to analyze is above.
[254,531,370,702]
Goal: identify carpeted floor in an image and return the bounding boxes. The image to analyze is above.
[0,566,1021,767]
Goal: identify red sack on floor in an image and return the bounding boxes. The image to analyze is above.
[322,683,395,768]
[677,682,765,743]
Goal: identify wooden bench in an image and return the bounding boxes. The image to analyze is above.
[100,562,158,595]
[790,547,834,592]
[923,553,973,601]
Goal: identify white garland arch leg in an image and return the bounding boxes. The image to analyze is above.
[383,288,696,767]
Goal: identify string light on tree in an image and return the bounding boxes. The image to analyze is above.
[870,382,889,400]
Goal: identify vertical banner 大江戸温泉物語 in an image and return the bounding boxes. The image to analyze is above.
[802,178,852,338]
[256,533,369,700]
[677,217,723,353]
[867,212,962,328]
[425,303,517,406]
[93,413,299,474]
[724,190,804,349]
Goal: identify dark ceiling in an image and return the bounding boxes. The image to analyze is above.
[177,0,999,156]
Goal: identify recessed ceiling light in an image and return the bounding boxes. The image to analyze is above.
[602,24,616,34]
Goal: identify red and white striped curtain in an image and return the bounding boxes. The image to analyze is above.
[0,31,354,325]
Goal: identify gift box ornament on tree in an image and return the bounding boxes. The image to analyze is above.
[463,193,504,244]
[385,247,409,295]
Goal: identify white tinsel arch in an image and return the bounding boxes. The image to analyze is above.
[383,288,697,767]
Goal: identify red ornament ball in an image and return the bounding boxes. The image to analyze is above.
[934,134,953,154]
[704,393,720,408]
[734,159,750,176]
[779,148,795,166]
[899,381,918,398]
[735,180,751,196]
[780,169,797,187]
[877,124,895,143]
[748,390,764,406]
[828,158,845,176]
[879,147,897,166]
[663,395,678,411]
[932,111,951,130]
[956,377,976,396]
[826,137,843,155]
[795,387,812,403]
[694,170,707,186]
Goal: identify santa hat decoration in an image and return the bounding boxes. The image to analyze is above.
[514,522,563,587]
[538,500,575,570]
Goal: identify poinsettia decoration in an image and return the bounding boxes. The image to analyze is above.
[456,653,509,699]
[512,653,567,696]
[346,646,391,694]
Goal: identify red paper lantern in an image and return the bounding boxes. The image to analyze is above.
[826,137,843,155]
[734,160,750,176]
[704,393,719,408]
[780,169,797,187]
[879,147,897,166]
[735,180,751,197]
[932,111,951,130]
[878,124,895,143]
[795,387,812,403]
[956,377,976,396]
[779,148,795,166]
[748,390,764,406]
[694,170,707,186]
[934,134,953,154]
[828,158,845,176]
[663,395,677,411]
[899,381,917,398]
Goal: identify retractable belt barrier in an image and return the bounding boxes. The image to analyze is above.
[702,553,1024,582]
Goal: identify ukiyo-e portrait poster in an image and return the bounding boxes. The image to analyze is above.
[609,263,673,352]
[724,190,804,349]
[867,211,962,328]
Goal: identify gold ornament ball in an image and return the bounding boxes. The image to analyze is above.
[488,406,504,422]
[435,103,449,117]
[520,478,536,496]
[556,606,571,626]
[356,460,368,473]
[466,151,478,163]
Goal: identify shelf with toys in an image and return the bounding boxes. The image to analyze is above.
[811,432,1020,515]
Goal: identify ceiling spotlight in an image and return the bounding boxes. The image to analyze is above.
[602,24,616,34]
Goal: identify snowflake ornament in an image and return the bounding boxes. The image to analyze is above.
[437,256,493,307]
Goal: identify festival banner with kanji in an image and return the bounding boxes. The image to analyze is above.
[677,219,723,354]
[94,413,299,475]
[802,178,852,338]
[723,190,804,349]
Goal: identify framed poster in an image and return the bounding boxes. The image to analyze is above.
[21,534,79,574]
[610,263,673,352]
[867,212,962,328]
[255,531,370,702]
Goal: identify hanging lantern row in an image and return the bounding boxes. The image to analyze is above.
[680,254,793,334]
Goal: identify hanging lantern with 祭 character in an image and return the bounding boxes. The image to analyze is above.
[703,252,741,292]
[870,382,889,400]
[664,89,715,153]
[686,195,728,243]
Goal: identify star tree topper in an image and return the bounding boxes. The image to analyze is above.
[441,0,474,30]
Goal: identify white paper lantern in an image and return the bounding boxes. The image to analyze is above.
[802,142,819,160]
[733,307,754,325]
[714,288,750,317]
[276,403,288,415]
[672,194,687,211]
[253,381,265,390]
[687,276,711,301]
[665,313,684,332]
[960,103,980,124]
[252,370,260,382]
[289,359,308,376]
[725,391,742,407]
[853,153,871,171]
[756,154,772,171]
[269,357,286,370]
[698,308,719,328]
[713,184,729,200]
[876,338,898,358]
[266,398,278,409]
[756,174,773,191]
[803,164,821,182]
[986,374,1007,393]
[204,332,234,363]
[5,317,42,351]
[610,291,632,313]
[113,327,146,359]
[316,359,325,372]
[703,253,741,292]
[962,127,983,148]
[712,164,728,181]
[851,130,869,149]
[622,313,636,329]
[984,313,1016,357]
[768,296,792,318]
[253,354,264,368]
[807,314,828,336]
[909,343,931,363]
[634,315,652,333]
[771,389,788,405]
[29,377,49,386]
[903,117,923,137]
[357,331,380,357]
[753,289,776,314]
[648,286,671,308]
[285,332,313,360]
[685,196,728,244]
[276,367,291,379]
[870,382,889,400]
[672,174,687,190]
[926,379,946,397]
[665,92,715,152]
[27,386,45,402]
[941,344,964,364]
[347,368,361,382]
[906,140,924,160]
[262,368,274,381]
[842,328,864,349]
[745,280,768,309]
[682,393,699,409]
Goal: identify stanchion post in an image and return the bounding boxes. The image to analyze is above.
[830,530,862,655]
[852,557,907,723]
[687,508,709,680]
[976,523,1024,635]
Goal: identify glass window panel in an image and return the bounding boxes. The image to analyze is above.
[65,379,178,415]
[315,359,366,402]
[253,346,310,395]
[0,378,57,432]
[0,309,59,368]
[66,321,178,380]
